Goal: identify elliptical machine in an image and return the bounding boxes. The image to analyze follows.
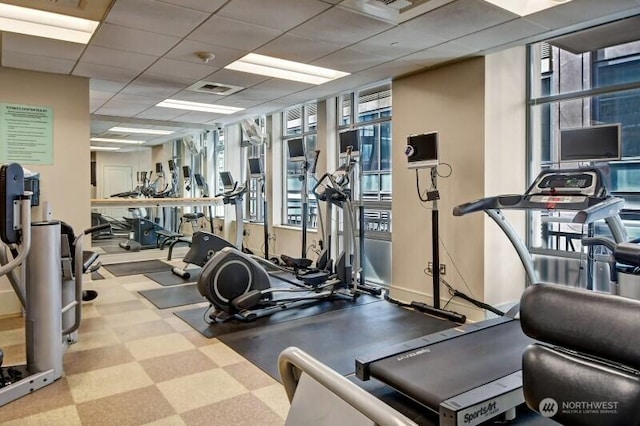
[171,171,247,279]
[197,148,364,323]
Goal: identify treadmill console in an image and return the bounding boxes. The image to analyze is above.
[526,169,604,205]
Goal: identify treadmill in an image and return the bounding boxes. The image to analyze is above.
[355,168,627,425]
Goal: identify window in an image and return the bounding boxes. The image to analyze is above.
[527,20,640,288]
[337,82,393,287]
[214,129,225,217]
[283,103,318,227]
[245,141,266,222]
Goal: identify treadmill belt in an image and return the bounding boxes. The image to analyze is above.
[369,320,533,411]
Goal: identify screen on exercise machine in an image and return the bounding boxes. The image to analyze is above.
[194,173,205,187]
[560,124,621,163]
[248,157,263,178]
[288,138,305,162]
[406,132,438,169]
[339,130,360,155]
[220,171,234,190]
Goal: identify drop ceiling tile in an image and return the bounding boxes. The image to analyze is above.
[96,102,153,116]
[91,120,122,134]
[204,68,270,88]
[91,23,181,56]
[106,0,210,37]
[402,41,479,67]
[359,60,424,81]
[218,0,331,31]
[90,79,128,93]
[90,90,115,112]
[213,96,268,108]
[256,33,345,62]
[2,33,84,61]
[169,90,226,103]
[188,15,283,51]
[73,62,140,83]
[81,45,158,72]
[175,111,227,123]
[135,107,191,120]
[2,51,75,74]
[157,0,226,12]
[401,0,516,41]
[165,39,246,68]
[454,18,548,52]
[526,0,640,31]
[312,46,394,73]
[105,93,161,109]
[120,76,186,98]
[239,79,313,99]
[353,25,447,59]
[290,7,393,46]
[146,58,218,81]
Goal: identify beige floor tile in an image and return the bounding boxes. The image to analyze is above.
[125,333,196,361]
[164,316,197,333]
[67,327,120,352]
[199,342,245,367]
[124,280,163,292]
[1,342,25,365]
[78,316,109,333]
[103,308,162,328]
[112,319,176,342]
[140,349,217,383]
[0,315,24,331]
[93,286,139,304]
[95,298,149,315]
[2,405,82,426]
[64,343,135,375]
[253,383,291,420]
[156,368,247,413]
[181,329,215,347]
[0,377,75,422]
[80,304,101,319]
[142,415,187,426]
[224,361,278,391]
[180,393,284,426]
[67,361,153,403]
[76,385,175,426]
[0,328,24,346]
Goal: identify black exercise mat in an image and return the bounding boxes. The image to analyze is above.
[91,271,104,280]
[144,268,201,286]
[175,294,380,339]
[219,301,454,381]
[103,259,173,277]
[138,284,205,309]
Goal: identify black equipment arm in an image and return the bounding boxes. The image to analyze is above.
[453,197,498,216]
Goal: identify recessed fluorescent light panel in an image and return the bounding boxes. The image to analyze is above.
[0,3,99,44]
[225,53,350,85]
[156,99,244,115]
[109,127,174,135]
[90,138,145,144]
[90,146,120,151]
[483,0,572,16]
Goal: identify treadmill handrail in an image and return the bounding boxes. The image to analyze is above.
[572,196,625,224]
[279,346,419,426]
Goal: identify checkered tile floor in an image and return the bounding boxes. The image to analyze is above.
[0,249,289,425]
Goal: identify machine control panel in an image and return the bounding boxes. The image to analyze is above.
[527,170,602,199]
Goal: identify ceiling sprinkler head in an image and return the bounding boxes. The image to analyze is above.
[195,51,216,64]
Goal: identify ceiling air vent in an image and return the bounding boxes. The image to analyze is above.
[186,81,244,96]
[338,0,451,24]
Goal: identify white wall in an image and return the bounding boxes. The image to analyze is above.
[484,47,527,306]
[0,67,90,316]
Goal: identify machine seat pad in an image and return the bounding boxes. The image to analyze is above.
[523,344,640,426]
[183,213,205,220]
[615,242,640,268]
[521,284,640,370]
[280,254,313,269]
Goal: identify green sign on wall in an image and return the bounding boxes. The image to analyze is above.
[0,103,54,165]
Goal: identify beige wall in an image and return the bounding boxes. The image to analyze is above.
[0,67,90,316]
[391,58,487,320]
